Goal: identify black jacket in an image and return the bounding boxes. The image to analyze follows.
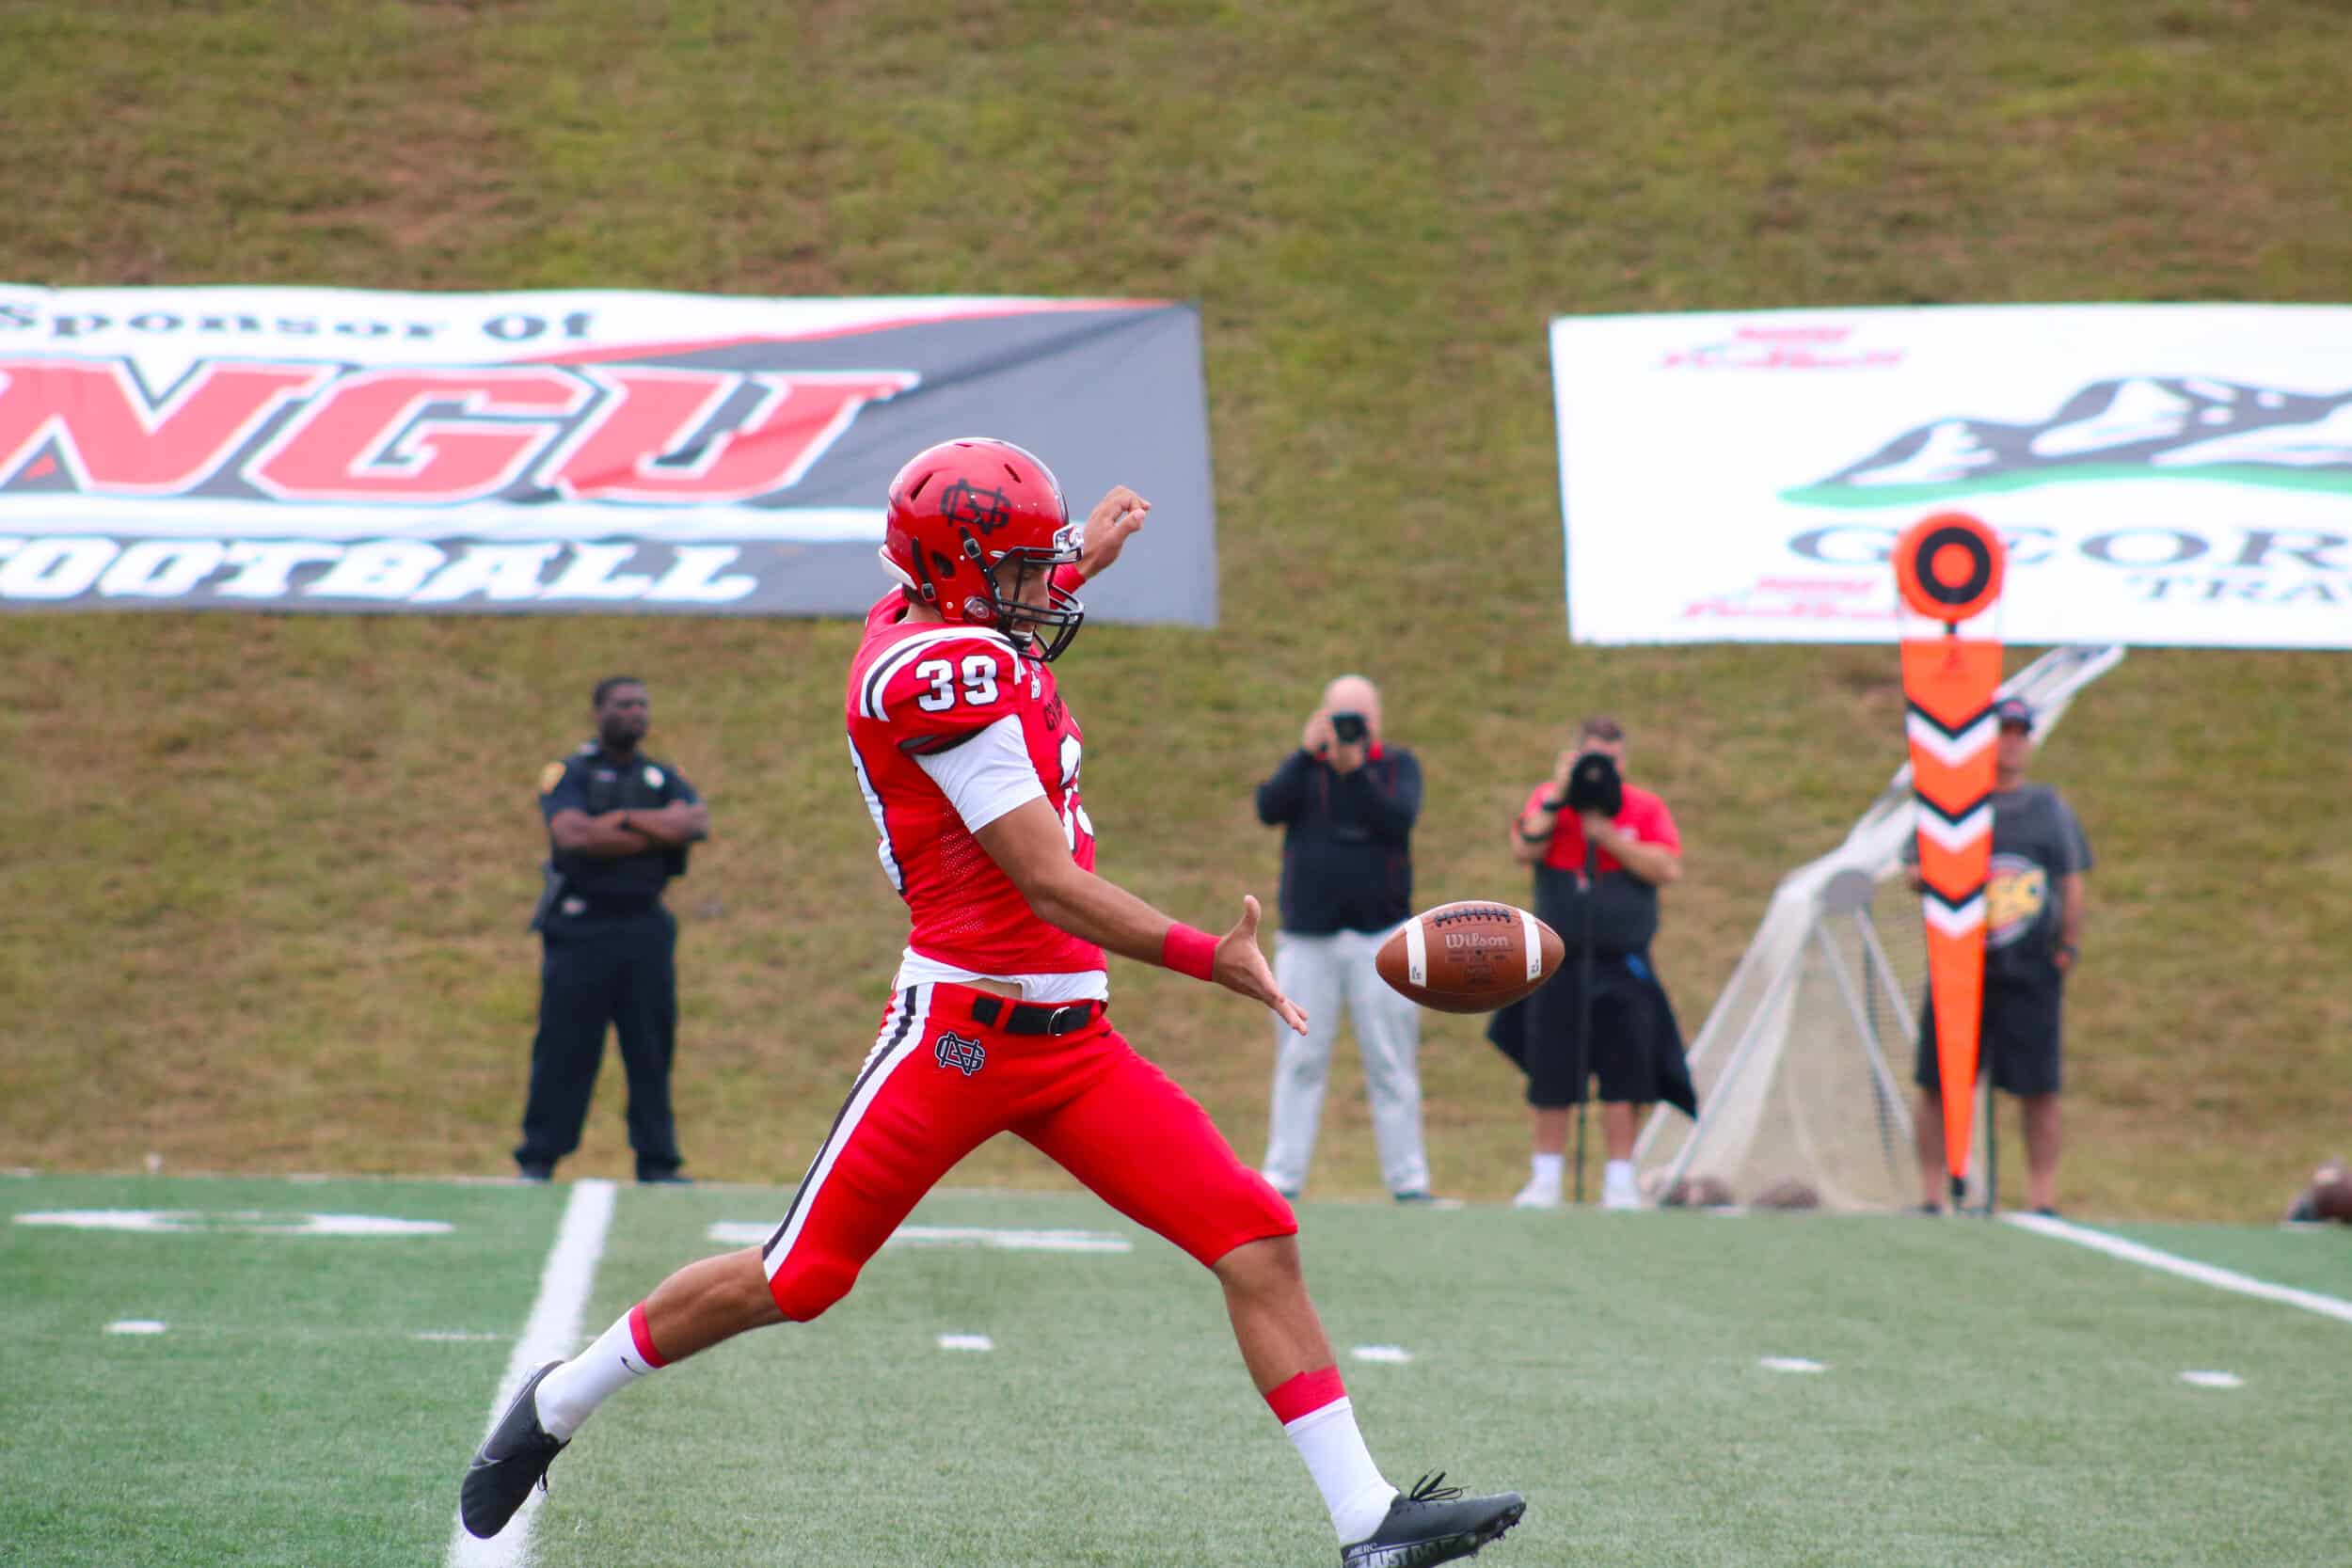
[1255,746,1421,935]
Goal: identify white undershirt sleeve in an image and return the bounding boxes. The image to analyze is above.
[914,713,1046,834]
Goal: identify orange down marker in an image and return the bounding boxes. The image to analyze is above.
[1894,512,2006,1200]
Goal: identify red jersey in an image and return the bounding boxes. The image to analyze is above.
[1524,781,1680,874]
[845,593,1103,978]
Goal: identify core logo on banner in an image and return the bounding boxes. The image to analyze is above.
[0,287,1219,623]
[1894,512,2005,1203]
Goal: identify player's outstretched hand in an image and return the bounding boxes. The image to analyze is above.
[1077,485,1150,579]
[1214,895,1308,1035]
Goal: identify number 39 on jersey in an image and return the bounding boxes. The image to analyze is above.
[914,654,1000,712]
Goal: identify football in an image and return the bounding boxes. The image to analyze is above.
[1375,900,1563,1014]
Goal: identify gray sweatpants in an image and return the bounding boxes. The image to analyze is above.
[1261,927,1429,1196]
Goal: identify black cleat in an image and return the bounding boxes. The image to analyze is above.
[1341,1473,1526,1568]
[460,1361,568,1539]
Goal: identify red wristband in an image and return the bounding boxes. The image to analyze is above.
[1162,923,1217,981]
[1051,562,1088,594]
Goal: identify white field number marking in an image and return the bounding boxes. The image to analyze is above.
[2178,1370,2243,1388]
[14,1210,453,1237]
[707,1221,1132,1253]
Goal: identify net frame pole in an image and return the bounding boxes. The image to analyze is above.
[1854,905,1920,1046]
[1571,840,1597,1206]
[1812,918,1917,1151]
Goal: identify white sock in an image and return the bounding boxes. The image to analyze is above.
[1530,1153,1565,1188]
[1605,1159,1635,1189]
[1285,1398,1398,1544]
[534,1304,663,1440]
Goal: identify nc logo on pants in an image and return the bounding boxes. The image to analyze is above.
[933,1031,987,1076]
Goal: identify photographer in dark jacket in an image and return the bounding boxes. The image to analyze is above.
[1254,675,1434,1202]
[1489,716,1693,1210]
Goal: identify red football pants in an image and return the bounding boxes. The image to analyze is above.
[761,981,1297,1322]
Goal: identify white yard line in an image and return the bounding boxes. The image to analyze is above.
[2003,1212,2352,1327]
[444,1179,617,1568]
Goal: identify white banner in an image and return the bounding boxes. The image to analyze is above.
[1551,304,2352,646]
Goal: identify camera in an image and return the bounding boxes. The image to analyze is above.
[1565,750,1623,816]
[1329,711,1368,745]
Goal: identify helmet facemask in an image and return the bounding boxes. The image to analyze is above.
[969,520,1085,662]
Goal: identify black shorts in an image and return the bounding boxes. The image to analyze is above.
[1914,973,2063,1099]
[1527,988,1655,1106]
[1487,952,1695,1113]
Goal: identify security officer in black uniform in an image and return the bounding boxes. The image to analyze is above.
[515,675,709,1183]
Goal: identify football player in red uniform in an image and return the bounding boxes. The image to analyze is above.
[461,438,1524,1566]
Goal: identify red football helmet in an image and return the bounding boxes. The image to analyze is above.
[880,436,1087,660]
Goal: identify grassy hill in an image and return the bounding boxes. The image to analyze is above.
[3,0,2346,1220]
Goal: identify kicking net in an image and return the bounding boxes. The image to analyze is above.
[1633,645,2122,1212]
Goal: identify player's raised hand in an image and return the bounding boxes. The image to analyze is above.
[1076,485,1150,579]
[1214,894,1308,1035]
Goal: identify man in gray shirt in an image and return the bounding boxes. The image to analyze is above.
[1910,696,2091,1214]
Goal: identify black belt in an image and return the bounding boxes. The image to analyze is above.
[575,895,662,916]
[966,994,1104,1037]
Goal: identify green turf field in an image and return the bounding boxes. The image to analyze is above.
[8,1173,2347,1567]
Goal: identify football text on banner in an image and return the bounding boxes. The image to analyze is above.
[0,286,1217,623]
[1549,304,2352,647]
[1895,512,2005,1199]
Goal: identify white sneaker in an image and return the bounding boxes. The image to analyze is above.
[1511,1179,1563,1210]
[1599,1160,1642,1211]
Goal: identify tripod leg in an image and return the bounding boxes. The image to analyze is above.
[1982,1076,1999,1216]
[1573,843,1598,1205]
[1573,1101,1588,1204]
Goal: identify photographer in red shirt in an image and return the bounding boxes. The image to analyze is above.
[1489,716,1694,1210]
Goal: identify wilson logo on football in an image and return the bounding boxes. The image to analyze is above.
[0,356,916,507]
